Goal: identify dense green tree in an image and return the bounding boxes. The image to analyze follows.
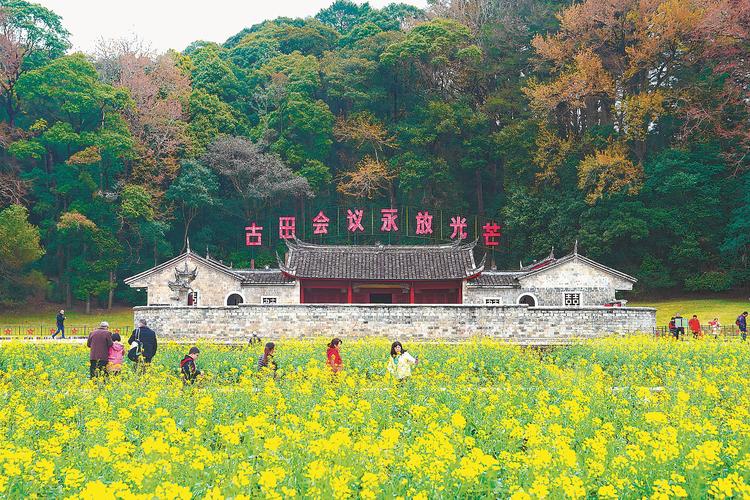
[166,160,219,251]
[0,204,44,303]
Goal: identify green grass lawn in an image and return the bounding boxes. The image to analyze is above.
[0,304,133,336]
[628,297,750,327]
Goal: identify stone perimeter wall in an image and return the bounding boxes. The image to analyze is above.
[133,304,656,342]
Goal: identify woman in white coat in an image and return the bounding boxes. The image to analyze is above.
[387,341,418,382]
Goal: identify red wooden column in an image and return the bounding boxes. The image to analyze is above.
[300,282,305,304]
[457,280,463,304]
[409,282,415,304]
[347,282,353,304]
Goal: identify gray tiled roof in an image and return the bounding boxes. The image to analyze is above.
[235,269,295,285]
[279,239,484,281]
[468,271,524,287]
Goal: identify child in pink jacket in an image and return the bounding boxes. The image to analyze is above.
[108,333,124,374]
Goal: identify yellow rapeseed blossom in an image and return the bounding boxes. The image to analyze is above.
[0,337,749,497]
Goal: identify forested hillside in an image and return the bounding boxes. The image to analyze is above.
[0,0,748,308]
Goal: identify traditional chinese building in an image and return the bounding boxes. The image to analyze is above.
[279,239,483,304]
[125,239,636,307]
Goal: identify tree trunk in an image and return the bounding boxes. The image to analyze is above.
[475,169,484,215]
[64,244,72,308]
[85,294,91,315]
[107,271,115,310]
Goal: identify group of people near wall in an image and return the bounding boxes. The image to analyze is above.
[667,311,748,340]
[86,321,418,384]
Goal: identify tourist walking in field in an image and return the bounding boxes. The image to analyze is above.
[52,310,65,339]
[736,312,748,341]
[107,333,124,375]
[387,341,418,382]
[180,347,201,385]
[87,321,113,378]
[689,315,702,339]
[128,319,158,371]
[669,317,678,339]
[708,318,721,339]
[258,342,277,378]
[326,338,343,373]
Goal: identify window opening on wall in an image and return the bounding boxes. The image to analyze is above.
[227,293,244,306]
[518,294,536,307]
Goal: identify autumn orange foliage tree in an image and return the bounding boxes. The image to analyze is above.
[525,0,748,202]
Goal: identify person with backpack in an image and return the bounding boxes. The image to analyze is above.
[127,319,158,371]
[737,312,748,341]
[180,347,201,385]
[669,317,678,340]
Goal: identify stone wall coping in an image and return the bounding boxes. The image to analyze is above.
[133,304,656,312]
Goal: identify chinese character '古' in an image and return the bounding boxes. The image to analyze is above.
[279,217,296,239]
[380,208,398,232]
[312,211,330,235]
[347,209,365,232]
[482,222,501,246]
[245,223,263,246]
[449,216,467,240]
[415,211,433,235]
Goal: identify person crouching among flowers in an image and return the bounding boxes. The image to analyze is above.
[258,342,277,378]
[387,341,418,382]
[180,347,201,385]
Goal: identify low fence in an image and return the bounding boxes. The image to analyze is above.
[653,324,744,338]
[0,324,133,339]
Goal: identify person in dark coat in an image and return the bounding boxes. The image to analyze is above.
[737,312,748,341]
[87,321,113,378]
[52,309,65,339]
[180,347,201,385]
[257,342,277,378]
[128,319,158,370]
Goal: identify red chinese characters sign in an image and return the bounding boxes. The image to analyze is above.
[243,209,503,247]
[245,223,263,246]
[312,211,329,235]
[279,216,296,239]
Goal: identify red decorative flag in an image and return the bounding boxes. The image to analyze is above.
[415,211,433,235]
[449,216,468,240]
[347,209,365,232]
[278,216,296,239]
[380,208,399,232]
[482,222,502,246]
[245,223,263,246]
[312,211,330,235]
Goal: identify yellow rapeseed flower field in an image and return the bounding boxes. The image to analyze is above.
[1,336,750,498]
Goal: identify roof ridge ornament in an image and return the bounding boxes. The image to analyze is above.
[573,239,579,255]
[186,237,191,254]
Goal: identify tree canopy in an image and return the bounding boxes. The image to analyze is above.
[1,0,749,309]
